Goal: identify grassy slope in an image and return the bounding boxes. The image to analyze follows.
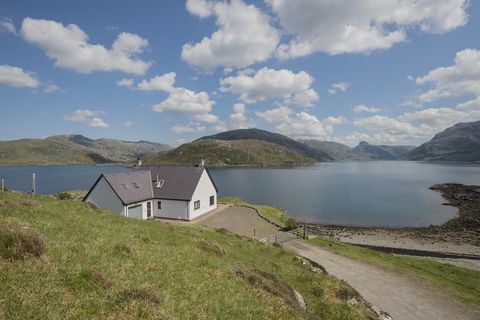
[308,237,480,307]
[219,196,290,228]
[0,139,98,165]
[144,139,316,167]
[0,191,375,319]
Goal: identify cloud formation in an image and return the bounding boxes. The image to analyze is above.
[416,48,480,102]
[353,104,380,113]
[21,18,150,75]
[220,67,319,107]
[0,64,39,88]
[328,82,349,95]
[256,106,346,139]
[64,109,109,128]
[0,18,16,34]
[268,0,469,59]
[182,0,279,70]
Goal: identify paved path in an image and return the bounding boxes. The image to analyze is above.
[284,241,480,320]
[198,205,278,240]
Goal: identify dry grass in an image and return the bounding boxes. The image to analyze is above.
[0,223,45,260]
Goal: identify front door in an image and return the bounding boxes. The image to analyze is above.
[147,201,152,218]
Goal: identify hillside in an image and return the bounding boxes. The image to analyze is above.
[0,135,170,165]
[406,121,480,162]
[143,139,316,166]
[200,129,333,162]
[0,190,376,319]
[300,140,415,160]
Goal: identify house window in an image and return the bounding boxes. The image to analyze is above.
[210,195,215,206]
[157,201,162,210]
[194,200,200,210]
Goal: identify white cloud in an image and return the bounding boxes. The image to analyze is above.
[124,121,134,128]
[21,18,150,75]
[229,103,255,129]
[137,72,176,92]
[0,18,16,35]
[353,104,380,113]
[328,82,349,95]
[415,48,480,102]
[44,83,61,93]
[268,0,468,59]
[171,123,206,134]
[64,109,109,128]
[220,67,318,107]
[256,106,345,139]
[139,72,217,123]
[0,64,39,88]
[182,0,280,70]
[116,78,134,88]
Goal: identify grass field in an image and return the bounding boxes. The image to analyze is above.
[0,191,377,319]
[309,237,480,308]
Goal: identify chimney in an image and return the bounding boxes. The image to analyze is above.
[199,159,205,167]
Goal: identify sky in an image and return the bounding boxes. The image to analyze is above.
[0,0,479,147]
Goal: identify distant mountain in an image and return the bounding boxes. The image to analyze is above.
[300,139,415,160]
[0,135,171,165]
[405,121,480,162]
[199,128,333,161]
[143,138,316,166]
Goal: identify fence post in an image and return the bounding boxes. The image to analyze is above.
[303,225,307,239]
[1,179,4,191]
[32,173,36,196]
[253,229,256,240]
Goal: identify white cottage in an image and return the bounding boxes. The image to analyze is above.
[83,165,218,220]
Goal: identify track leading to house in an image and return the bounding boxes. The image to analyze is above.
[284,241,480,320]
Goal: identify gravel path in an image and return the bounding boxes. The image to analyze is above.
[198,205,278,240]
[284,241,480,320]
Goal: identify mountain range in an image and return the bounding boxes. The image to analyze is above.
[0,135,170,165]
[1,120,479,166]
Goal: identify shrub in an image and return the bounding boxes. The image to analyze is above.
[54,192,74,200]
[0,223,45,260]
[285,218,299,231]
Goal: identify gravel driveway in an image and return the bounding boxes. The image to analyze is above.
[198,205,278,240]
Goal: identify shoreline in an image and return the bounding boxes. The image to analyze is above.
[303,183,480,256]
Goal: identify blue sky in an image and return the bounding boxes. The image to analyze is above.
[1,0,479,146]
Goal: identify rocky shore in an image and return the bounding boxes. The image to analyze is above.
[304,183,480,256]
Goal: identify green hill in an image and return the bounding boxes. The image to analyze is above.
[0,191,376,319]
[200,128,333,162]
[405,121,480,162]
[143,139,316,166]
[0,135,170,165]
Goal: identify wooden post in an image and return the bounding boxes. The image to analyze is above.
[32,173,36,196]
[253,228,256,240]
[1,179,4,191]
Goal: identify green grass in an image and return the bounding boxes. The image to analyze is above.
[0,191,376,319]
[309,237,480,307]
[144,139,316,167]
[219,196,291,228]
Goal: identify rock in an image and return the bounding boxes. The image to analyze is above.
[293,255,308,265]
[310,267,323,274]
[293,289,307,312]
[347,297,359,306]
[370,304,394,320]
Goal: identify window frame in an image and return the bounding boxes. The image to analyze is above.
[209,195,215,206]
[194,200,200,210]
[157,201,162,210]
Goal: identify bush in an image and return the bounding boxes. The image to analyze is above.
[54,192,74,200]
[0,223,45,260]
[285,218,299,231]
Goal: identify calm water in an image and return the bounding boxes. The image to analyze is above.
[1,161,479,227]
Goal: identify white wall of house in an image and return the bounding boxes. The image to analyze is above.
[153,199,189,220]
[126,200,152,220]
[85,176,125,216]
[189,170,217,220]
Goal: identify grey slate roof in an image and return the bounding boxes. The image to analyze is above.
[85,166,218,205]
[140,166,214,201]
[103,170,154,205]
